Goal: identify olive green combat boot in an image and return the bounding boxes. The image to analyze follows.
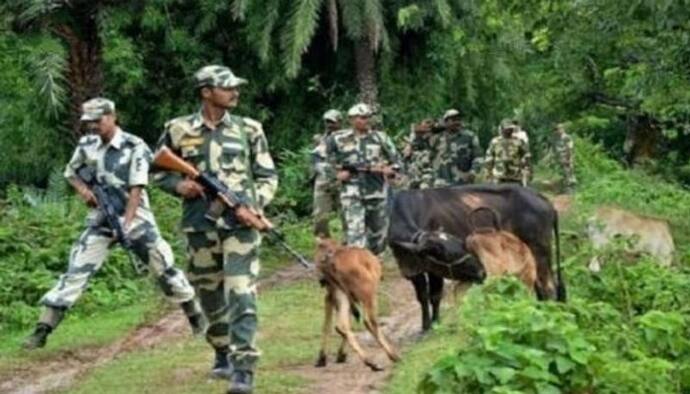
[22,323,52,350]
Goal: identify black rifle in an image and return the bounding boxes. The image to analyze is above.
[76,167,145,273]
[153,147,313,269]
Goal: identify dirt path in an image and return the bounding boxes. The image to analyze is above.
[292,269,422,394]
[0,264,315,394]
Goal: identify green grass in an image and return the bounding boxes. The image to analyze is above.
[65,281,324,394]
[0,291,162,372]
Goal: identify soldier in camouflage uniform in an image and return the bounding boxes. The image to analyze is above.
[433,109,483,187]
[484,119,532,185]
[402,119,436,189]
[326,103,401,254]
[154,66,277,394]
[311,109,342,237]
[551,123,577,192]
[23,98,200,350]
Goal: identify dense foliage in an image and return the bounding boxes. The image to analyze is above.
[2,0,690,193]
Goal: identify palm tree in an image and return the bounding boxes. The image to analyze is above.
[7,0,107,141]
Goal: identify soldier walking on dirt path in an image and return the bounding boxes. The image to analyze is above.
[154,65,278,394]
[484,119,532,185]
[23,98,201,351]
[326,103,401,255]
[312,109,343,237]
[550,123,577,193]
[433,109,483,187]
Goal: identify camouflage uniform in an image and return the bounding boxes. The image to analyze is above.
[37,98,196,332]
[154,66,278,374]
[484,125,532,184]
[432,109,483,187]
[326,103,401,254]
[402,124,436,190]
[551,127,577,190]
[311,110,342,236]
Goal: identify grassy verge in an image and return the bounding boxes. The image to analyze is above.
[64,281,324,394]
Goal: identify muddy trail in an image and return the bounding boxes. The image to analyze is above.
[0,264,315,394]
[291,270,422,394]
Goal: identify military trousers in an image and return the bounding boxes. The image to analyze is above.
[185,228,261,371]
[340,196,388,255]
[558,160,577,188]
[312,179,340,237]
[41,221,195,310]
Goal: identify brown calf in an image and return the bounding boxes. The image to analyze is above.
[466,230,538,292]
[314,238,400,371]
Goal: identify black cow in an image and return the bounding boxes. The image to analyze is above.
[388,184,565,331]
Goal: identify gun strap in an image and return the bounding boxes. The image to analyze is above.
[238,118,258,206]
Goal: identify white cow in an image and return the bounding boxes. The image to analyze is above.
[587,206,674,271]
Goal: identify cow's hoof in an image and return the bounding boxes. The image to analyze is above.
[336,351,347,363]
[315,352,327,367]
[365,360,384,372]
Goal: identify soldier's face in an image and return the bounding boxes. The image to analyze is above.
[445,117,461,130]
[501,127,514,138]
[206,86,239,109]
[350,115,370,131]
[325,120,340,132]
[85,114,116,140]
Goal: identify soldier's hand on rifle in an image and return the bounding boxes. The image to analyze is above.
[176,179,205,199]
[336,170,351,182]
[76,185,98,207]
[235,205,267,230]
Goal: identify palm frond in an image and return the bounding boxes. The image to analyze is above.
[433,0,452,27]
[251,0,280,63]
[280,0,323,78]
[28,40,67,119]
[18,0,65,26]
[362,0,385,52]
[339,0,364,41]
[231,0,251,21]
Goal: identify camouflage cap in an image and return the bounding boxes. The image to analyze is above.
[347,103,372,117]
[322,109,343,123]
[194,65,247,89]
[80,98,115,121]
[500,118,516,130]
[443,108,461,120]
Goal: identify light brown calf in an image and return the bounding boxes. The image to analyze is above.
[314,238,400,371]
[466,230,538,291]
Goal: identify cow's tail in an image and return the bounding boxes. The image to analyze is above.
[554,212,567,302]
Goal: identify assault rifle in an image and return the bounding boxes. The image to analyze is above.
[339,162,400,179]
[153,147,313,269]
[75,167,145,273]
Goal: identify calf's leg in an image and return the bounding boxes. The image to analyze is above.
[333,289,381,371]
[361,295,400,363]
[316,289,335,367]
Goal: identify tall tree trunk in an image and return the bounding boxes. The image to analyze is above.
[354,38,378,108]
[55,6,104,141]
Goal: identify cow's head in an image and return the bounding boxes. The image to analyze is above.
[393,231,486,282]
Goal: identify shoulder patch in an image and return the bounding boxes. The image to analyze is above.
[165,114,197,146]
[242,117,263,135]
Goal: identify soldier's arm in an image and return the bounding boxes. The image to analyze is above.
[64,140,96,205]
[470,134,483,174]
[312,140,331,179]
[521,141,533,178]
[152,127,185,196]
[382,133,402,170]
[483,141,496,180]
[246,119,278,209]
[124,143,152,228]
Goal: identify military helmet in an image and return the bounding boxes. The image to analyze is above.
[322,109,343,123]
[347,103,373,117]
[443,108,461,121]
[80,98,115,121]
[194,65,247,89]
